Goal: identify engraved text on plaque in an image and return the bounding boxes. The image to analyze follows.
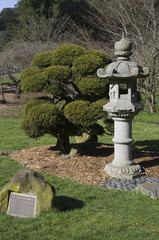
[8,192,36,218]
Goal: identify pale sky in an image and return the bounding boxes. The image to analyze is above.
[0,0,19,12]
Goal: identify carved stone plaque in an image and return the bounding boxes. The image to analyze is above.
[7,193,36,218]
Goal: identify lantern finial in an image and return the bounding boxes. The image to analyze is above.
[114,33,132,60]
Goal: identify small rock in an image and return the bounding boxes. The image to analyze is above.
[135,182,159,199]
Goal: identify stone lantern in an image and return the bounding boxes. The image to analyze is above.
[97,33,149,179]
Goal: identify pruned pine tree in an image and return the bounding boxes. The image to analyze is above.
[21,44,112,153]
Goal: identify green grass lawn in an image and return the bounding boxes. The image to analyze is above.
[133,122,159,153]
[0,114,159,239]
[1,116,159,153]
[1,74,20,85]
[1,157,159,240]
[134,111,159,123]
[0,118,57,150]
[99,119,159,154]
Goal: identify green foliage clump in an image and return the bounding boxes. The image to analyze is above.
[21,67,42,79]
[24,98,53,115]
[72,54,105,76]
[51,44,86,66]
[22,103,65,138]
[91,99,114,134]
[46,84,66,97]
[64,100,95,127]
[21,67,46,92]
[78,77,109,101]
[21,73,46,92]
[43,65,72,83]
[88,122,105,135]
[64,100,107,136]
[87,49,111,64]
[92,99,109,119]
[32,51,55,67]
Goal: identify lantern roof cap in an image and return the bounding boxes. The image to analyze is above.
[97,61,149,80]
[97,33,149,80]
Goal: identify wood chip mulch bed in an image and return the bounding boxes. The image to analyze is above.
[2,91,159,186]
[8,143,159,187]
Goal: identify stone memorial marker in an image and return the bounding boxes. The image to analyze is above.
[0,169,55,217]
[8,193,36,218]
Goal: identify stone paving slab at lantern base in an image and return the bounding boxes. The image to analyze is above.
[101,177,159,199]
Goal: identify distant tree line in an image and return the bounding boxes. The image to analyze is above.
[0,0,159,112]
[0,0,102,44]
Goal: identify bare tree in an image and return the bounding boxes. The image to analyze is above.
[0,40,60,70]
[85,0,159,112]
[18,14,70,43]
[0,74,6,103]
[5,68,21,99]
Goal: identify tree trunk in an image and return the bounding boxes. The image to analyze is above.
[143,88,156,113]
[56,131,70,153]
[0,76,6,103]
[14,80,21,99]
[6,69,21,99]
[148,92,156,113]
[149,101,156,113]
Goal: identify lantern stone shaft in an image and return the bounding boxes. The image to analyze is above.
[97,33,149,179]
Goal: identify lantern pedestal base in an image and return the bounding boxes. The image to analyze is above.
[104,163,145,179]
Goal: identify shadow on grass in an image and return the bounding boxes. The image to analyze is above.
[54,196,84,212]
[133,140,159,154]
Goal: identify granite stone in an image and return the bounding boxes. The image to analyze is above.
[135,182,159,199]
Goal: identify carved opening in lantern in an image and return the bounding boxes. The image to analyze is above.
[119,84,128,100]
[131,82,137,102]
